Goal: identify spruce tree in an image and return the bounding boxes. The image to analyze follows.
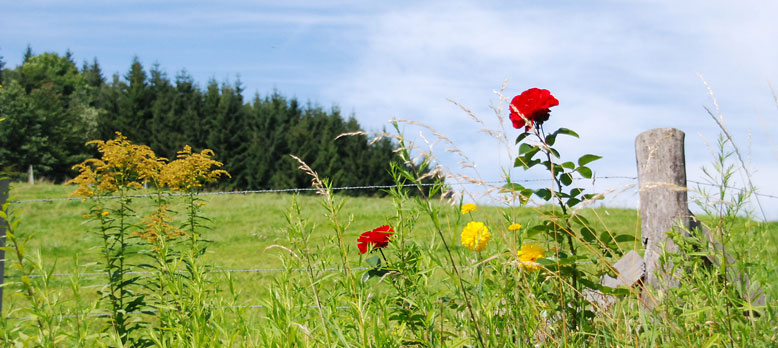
[205,80,250,189]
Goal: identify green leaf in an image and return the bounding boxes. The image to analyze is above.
[515,132,531,144]
[518,143,534,155]
[525,225,546,238]
[534,188,552,201]
[570,188,584,197]
[361,268,389,283]
[561,161,575,170]
[549,148,560,158]
[580,227,596,242]
[566,197,581,207]
[545,133,557,146]
[614,234,636,243]
[555,127,579,138]
[500,183,525,193]
[577,166,593,178]
[514,150,540,169]
[560,173,573,186]
[365,255,382,268]
[553,255,588,265]
[599,231,613,244]
[577,154,602,166]
[513,156,530,169]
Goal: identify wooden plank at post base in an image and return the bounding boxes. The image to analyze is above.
[635,128,690,309]
[585,250,645,310]
[601,250,644,289]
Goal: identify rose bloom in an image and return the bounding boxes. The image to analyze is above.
[460,203,477,215]
[357,225,394,254]
[509,88,559,131]
[461,221,491,252]
[517,244,545,271]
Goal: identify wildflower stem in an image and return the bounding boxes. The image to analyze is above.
[393,123,486,348]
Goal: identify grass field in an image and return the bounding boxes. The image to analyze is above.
[4,182,645,300]
[4,181,778,346]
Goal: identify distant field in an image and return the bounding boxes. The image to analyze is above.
[4,181,776,306]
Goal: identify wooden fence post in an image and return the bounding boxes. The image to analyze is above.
[0,178,9,316]
[635,128,689,306]
[595,128,765,312]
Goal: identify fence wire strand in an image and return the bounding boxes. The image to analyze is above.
[9,175,778,203]
[3,176,776,281]
[9,176,637,204]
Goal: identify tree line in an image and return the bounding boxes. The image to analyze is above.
[0,47,420,193]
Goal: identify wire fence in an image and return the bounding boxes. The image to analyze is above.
[8,175,778,204]
[2,175,777,320]
[2,176,776,281]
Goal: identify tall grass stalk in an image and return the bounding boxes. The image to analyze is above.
[390,121,487,348]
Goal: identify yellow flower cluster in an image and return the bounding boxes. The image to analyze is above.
[460,203,477,215]
[68,133,230,198]
[68,133,166,198]
[461,221,490,252]
[159,145,230,191]
[68,133,230,244]
[508,223,522,231]
[517,244,545,271]
[135,205,187,243]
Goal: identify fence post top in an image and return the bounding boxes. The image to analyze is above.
[636,128,685,139]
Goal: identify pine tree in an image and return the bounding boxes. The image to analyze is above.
[148,63,181,158]
[206,80,251,189]
[173,70,204,150]
[82,57,105,89]
[116,57,153,144]
[22,45,33,63]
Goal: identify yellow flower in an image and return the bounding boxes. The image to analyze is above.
[82,214,92,219]
[67,132,166,198]
[508,223,522,231]
[461,221,490,252]
[517,244,545,271]
[197,202,207,207]
[101,211,110,216]
[460,203,477,215]
[159,145,230,191]
[134,205,187,243]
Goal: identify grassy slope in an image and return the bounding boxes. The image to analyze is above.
[4,182,776,306]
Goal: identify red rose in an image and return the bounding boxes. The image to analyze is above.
[357,225,394,254]
[509,88,559,131]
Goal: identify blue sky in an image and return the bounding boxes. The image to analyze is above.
[3,0,778,219]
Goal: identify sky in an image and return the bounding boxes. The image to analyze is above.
[2,0,778,219]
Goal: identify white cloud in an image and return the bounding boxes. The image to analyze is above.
[3,0,776,218]
[324,0,778,219]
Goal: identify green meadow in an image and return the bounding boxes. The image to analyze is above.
[5,182,643,298]
[4,181,777,346]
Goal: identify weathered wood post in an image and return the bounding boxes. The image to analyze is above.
[0,178,9,316]
[635,128,689,306]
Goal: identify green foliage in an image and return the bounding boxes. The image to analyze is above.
[0,48,409,193]
[507,122,642,336]
[0,51,94,181]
